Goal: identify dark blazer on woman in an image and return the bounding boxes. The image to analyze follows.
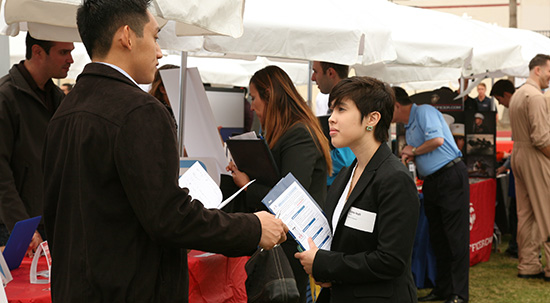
[245,122,327,211]
[313,144,419,303]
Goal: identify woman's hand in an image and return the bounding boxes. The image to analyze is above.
[294,238,318,275]
[226,161,251,187]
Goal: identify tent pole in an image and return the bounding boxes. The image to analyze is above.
[178,51,188,157]
[307,61,313,108]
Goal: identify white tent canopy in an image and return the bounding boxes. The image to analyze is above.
[469,20,550,79]
[203,0,397,66]
[159,55,310,87]
[351,0,526,84]
[2,0,246,42]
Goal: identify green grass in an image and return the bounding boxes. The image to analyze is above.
[417,234,549,303]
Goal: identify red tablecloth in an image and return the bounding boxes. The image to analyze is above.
[188,250,248,303]
[469,178,497,266]
[5,252,249,303]
[413,178,497,288]
[5,257,51,303]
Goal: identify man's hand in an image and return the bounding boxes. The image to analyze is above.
[254,211,288,250]
[496,166,508,175]
[294,238,318,275]
[401,145,415,157]
[316,281,332,288]
[26,231,43,258]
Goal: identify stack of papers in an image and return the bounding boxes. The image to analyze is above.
[178,162,254,209]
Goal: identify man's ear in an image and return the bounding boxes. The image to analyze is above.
[327,67,335,78]
[31,44,44,60]
[394,102,401,110]
[117,25,133,51]
[534,65,542,77]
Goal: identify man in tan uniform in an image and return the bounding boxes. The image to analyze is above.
[509,54,550,281]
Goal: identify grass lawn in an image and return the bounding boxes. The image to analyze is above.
[417,234,549,302]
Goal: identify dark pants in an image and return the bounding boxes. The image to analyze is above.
[422,161,470,301]
[507,169,518,255]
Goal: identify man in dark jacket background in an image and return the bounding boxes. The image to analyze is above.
[42,0,288,302]
[0,32,74,255]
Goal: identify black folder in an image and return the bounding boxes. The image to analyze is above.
[226,139,279,186]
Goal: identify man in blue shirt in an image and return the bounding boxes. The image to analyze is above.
[392,87,470,303]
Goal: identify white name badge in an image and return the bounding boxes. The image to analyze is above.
[344,207,376,233]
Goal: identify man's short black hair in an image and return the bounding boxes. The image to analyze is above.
[392,86,413,105]
[490,79,515,97]
[25,32,55,60]
[528,54,550,71]
[319,62,349,80]
[330,76,395,143]
[77,0,151,59]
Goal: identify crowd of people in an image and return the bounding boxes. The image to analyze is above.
[1,1,549,303]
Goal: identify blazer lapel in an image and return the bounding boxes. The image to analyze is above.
[335,144,393,231]
[325,162,355,232]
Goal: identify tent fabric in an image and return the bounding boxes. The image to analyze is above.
[2,0,246,42]
[203,0,396,66]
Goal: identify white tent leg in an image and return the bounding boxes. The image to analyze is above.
[307,61,313,108]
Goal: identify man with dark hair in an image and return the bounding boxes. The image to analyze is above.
[312,61,349,96]
[43,1,287,302]
[0,32,73,255]
[25,34,56,60]
[509,53,550,282]
[490,79,515,108]
[392,88,469,303]
[490,79,519,258]
[311,60,355,186]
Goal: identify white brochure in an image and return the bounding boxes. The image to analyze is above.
[179,161,254,209]
[262,173,332,251]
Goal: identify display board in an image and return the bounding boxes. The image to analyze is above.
[204,86,245,141]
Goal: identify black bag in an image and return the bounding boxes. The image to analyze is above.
[245,245,300,303]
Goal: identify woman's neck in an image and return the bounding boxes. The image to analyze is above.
[351,138,382,171]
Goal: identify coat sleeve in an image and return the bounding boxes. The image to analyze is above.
[527,94,550,149]
[312,167,419,284]
[114,102,261,256]
[0,94,30,231]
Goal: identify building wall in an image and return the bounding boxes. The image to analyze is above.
[393,0,550,32]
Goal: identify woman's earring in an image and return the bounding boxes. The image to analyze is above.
[366,125,373,131]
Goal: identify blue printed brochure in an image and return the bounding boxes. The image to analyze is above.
[262,173,332,251]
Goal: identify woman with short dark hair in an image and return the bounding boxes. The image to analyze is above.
[295,77,420,303]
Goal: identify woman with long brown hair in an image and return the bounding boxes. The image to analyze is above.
[227,65,331,302]
[149,64,178,127]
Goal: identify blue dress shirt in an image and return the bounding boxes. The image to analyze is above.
[405,104,462,177]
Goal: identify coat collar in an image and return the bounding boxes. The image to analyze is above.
[330,143,393,231]
[8,63,61,109]
[78,62,139,89]
[525,78,542,92]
